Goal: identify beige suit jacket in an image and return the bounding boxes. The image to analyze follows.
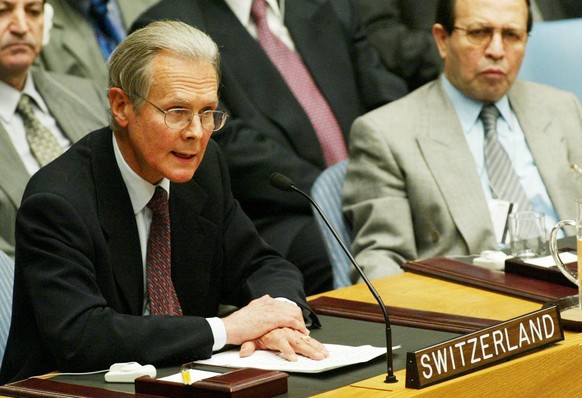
[0,68,108,256]
[40,0,160,91]
[343,79,582,281]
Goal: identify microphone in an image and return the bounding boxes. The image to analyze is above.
[269,172,398,383]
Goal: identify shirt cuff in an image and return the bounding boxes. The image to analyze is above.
[207,298,296,351]
[207,317,226,351]
[275,297,297,306]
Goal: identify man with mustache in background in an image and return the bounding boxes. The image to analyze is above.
[342,0,582,282]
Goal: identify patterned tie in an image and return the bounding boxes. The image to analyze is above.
[480,104,532,212]
[146,187,183,316]
[250,0,348,167]
[88,0,124,58]
[17,95,63,167]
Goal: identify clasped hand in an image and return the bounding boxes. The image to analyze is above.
[222,295,329,361]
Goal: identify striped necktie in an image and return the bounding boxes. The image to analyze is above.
[17,95,63,167]
[250,0,348,167]
[480,104,532,212]
[146,187,183,316]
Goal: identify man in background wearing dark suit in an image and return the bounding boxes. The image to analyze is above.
[533,0,582,20]
[356,0,442,91]
[0,20,326,384]
[133,0,409,294]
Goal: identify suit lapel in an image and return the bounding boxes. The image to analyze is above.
[32,69,105,143]
[509,84,582,219]
[202,0,325,167]
[88,130,219,316]
[92,130,144,315]
[168,181,216,315]
[417,82,497,252]
[0,125,29,207]
[46,3,107,85]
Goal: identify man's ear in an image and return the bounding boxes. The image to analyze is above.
[109,87,130,129]
[432,23,449,61]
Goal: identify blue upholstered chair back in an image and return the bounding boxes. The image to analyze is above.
[519,18,582,102]
[311,160,352,288]
[0,250,14,365]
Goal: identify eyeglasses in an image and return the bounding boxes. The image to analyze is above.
[135,95,228,132]
[453,23,528,47]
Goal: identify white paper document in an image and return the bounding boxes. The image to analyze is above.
[522,251,577,268]
[189,344,392,374]
[489,199,512,244]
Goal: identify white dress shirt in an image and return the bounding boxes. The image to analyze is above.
[224,0,297,51]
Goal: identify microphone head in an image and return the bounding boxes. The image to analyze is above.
[269,172,295,192]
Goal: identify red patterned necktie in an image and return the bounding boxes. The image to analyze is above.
[250,0,348,167]
[146,187,182,315]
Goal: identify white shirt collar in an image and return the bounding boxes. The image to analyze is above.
[0,72,49,123]
[112,133,170,215]
[440,75,514,133]
[224,0,285,26]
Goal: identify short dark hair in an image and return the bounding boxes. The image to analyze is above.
[435,0,533,34]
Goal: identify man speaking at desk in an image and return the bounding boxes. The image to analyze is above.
[0,20,327,384]
[343,0,582,281]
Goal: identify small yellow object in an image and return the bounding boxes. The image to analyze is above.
[181,369,191,385]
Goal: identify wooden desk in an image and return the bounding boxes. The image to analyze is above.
[1,272,574,397]
[310,272,582,397]
[314,332,582,398]
[313,272,541,321]
[0,315,459,398]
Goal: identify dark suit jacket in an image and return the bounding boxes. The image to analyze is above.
[537,0,582,20]
[356,0,441,91]
[0,128,313,383]
[132,0,408,254]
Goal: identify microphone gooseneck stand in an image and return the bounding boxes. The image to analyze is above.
[269,172,398,383]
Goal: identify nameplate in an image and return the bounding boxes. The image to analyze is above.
[405,305,563,389]
[135,367,288,398]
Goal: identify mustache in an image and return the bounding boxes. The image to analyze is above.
[1,38,37,49]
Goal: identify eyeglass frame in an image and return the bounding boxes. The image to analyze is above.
[132,93,228,132]
[452,23,529,47]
